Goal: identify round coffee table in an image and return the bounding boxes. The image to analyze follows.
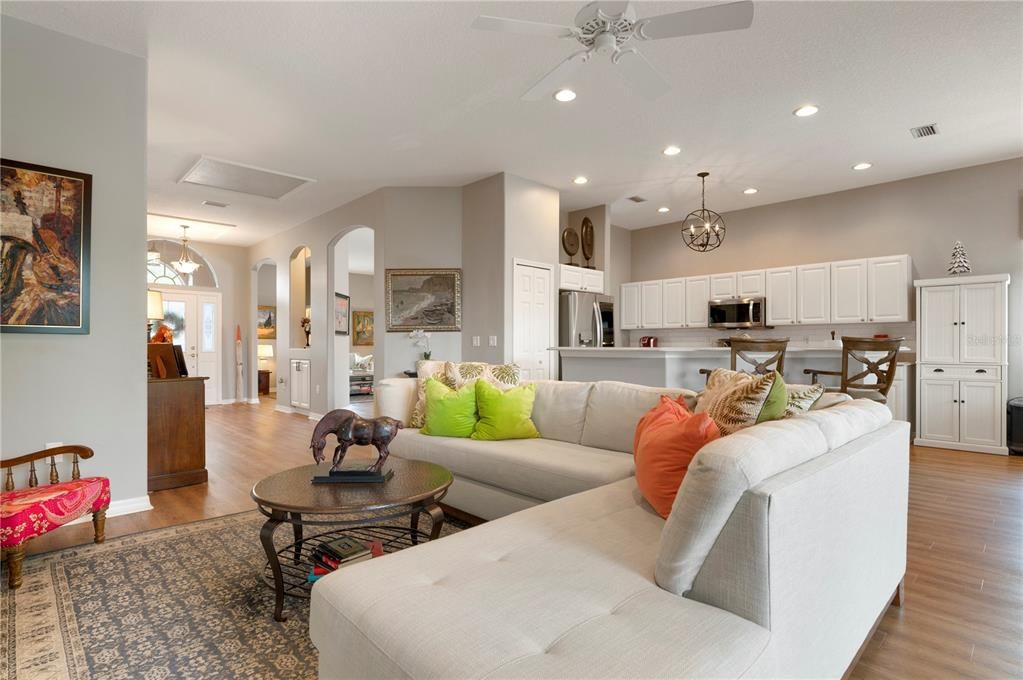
[251,458,453,621]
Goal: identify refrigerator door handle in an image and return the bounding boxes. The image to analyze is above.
[593,300,602,348]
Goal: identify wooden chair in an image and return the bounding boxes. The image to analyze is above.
[803,337,904,403]
[1,445,109,589]
[699,337,790,380]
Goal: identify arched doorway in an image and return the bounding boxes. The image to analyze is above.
[254,260,278,401]
[328,227,375,410]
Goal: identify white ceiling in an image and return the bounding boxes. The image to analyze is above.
[4,1,1021,245]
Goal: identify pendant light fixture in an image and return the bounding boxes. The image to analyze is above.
[172,225,201,274]
[681,172,726,253]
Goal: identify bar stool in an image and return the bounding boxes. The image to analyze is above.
[803,336,904,403]
[699,337,790,381]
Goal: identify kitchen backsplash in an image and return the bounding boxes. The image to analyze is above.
[626,322,916,350]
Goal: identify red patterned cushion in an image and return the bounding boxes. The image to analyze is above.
[0,477,110,548]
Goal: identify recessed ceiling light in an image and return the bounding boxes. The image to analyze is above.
[793,104,819,117]
[852,162,872,171]
[743,188,758,195]
[554,89,576,103]
[573,176,588,185]
[662,145,681,156]
[657,207,670,213]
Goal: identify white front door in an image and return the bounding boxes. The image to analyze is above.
[154,287,222,405]
[513,263,553,380]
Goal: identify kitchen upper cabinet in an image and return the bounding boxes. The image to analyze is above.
[560,264,604,293]
[959,380,1002,448]
[709,273,737,300]
[765,267,798,326]
[959,282,1004,364]
[797,263,831,324]
[918,379,959,443]
[868,255,910,322]
[662,278,686,328]
[831,259,868,324]
[918,285,959,364]
[640,280,664,329]
[620,283,640,330]
[685,276,710,328]
[737,270,765,297]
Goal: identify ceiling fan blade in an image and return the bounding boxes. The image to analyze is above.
[613,49,668,100]
[522,50,590,101]
[472,15,579,39]
[634,0,754,41]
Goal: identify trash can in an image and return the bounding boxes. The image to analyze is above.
[1007,398,1023,455]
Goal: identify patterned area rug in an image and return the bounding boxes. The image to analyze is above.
[1,510,464,680]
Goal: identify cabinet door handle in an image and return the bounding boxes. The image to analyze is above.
[953,399,958,403]
[976,369,987,374]
[961,321,966,326]
[953,321,958,326]
[933,368,945,373]
[961,401,966,405]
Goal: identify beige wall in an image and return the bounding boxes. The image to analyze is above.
[629,158,1023,392]
[461,174,506,363]
[608,225,632,347]
[562,205,608,269]
[1,18,148,503]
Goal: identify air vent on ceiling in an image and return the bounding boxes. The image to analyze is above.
[202,200,230,208]
[627,195,647,203]
[910,124,939,139]
[180,156,315,199]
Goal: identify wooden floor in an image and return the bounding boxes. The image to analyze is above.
[25,397,1023,678]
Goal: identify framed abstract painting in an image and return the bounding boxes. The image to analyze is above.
[352,310,374,346]
[256,305,276,339]
[1,159,92,334]
[334,293,350,335]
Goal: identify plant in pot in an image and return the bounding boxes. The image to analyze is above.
[409,329,432,361]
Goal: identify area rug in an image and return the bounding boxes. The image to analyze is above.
[1,510,465,680]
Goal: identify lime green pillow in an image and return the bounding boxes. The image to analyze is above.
[756,371,789,424]
[421,378,477,438]
[471,381,540,441]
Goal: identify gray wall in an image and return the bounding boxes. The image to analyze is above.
[629,158,1023,393]
[461,174,506,363]
[0,18,148,502]
[608,225,632,348]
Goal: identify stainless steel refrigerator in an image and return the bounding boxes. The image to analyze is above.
[559,290,615,348]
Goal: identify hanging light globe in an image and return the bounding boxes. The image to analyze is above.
[681,172,725,253]
[172,225,202,274]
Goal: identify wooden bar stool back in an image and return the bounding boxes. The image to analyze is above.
[804,336,904,402]
[699,337,789,381]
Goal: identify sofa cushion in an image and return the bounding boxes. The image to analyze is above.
[421,379,477,438]
[390,430,635,502]
[525,380,593,444]
[310,478,770,680]
[445,361,521,390]
[471,381,539,441]
[1,477,110,548]
[784,382,826,416]
[655,399,892,596]
[581,382,699,454]
[409,360,452,428]
[695,369,788,435]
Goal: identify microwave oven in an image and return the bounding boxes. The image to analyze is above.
[708,297,765,329]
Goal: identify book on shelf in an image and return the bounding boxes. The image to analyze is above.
[311,539,385,574]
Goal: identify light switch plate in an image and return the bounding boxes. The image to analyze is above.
[472,336,480,347]
[488,336,498,347]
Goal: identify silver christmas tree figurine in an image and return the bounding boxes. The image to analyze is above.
[947,241,971,276]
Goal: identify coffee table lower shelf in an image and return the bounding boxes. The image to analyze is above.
[262,524,431,600]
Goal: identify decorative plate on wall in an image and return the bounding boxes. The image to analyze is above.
[580,217,595,267]
[561,227,580,265]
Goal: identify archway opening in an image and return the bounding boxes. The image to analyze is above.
[330,227,375,410]
[255,261,278,399]
[289,246,311,349]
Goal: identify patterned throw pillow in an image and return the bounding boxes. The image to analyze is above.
[444,361,521,391]
[695,368,788,436]
[409,360,453,429]
[784,383,826,417]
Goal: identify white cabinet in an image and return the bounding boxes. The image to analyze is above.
[765,267,798,326]
[830,259,868,323]
[662,278,686,328]
[685,276,710,328]
[640,280,664,329]
[915,273,1009,454]
[290,359,311,410]
[918,379,959,443]
[797,263,830,324]
[918,285,959,364]
[886,367,907,423]
[559,265,604,293]
[709,273,737,300]
[737,270,765,297]
[868,255,910,322]
[959,282,1004,364]
[620,283,640,330]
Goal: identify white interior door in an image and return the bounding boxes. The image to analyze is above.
[155,287,222,405]
[513,263,553,380]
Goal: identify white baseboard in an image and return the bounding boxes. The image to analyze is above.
[307,412,324,420]
[913,438,1008,455]
[247,398,260,404]
[274,405,295,414]
[66,495,153,526]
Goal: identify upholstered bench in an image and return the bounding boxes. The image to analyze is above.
[1,445,110,589]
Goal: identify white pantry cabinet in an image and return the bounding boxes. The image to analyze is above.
[797,263,831,324]
[620,283,640,330]
[685,276,710,328]
[662,278,686,328]
[765,267,798,326]
[559,265,604,294]
[709,273,737,300]
[914,273,1009,455]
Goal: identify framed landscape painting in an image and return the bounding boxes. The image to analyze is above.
[352,310,374,346]
[256,305,276,339]
[334,293,350,335]
[385,268,462,331]
[1,159,92,334]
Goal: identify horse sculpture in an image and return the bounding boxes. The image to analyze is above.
[309,409,403,473]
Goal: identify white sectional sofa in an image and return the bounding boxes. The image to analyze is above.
[310,378,908,679]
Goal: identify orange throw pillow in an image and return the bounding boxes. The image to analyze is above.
[635,403,721,518]
[633,395,690,455]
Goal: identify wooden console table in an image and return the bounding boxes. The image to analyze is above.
[148,376,208,491]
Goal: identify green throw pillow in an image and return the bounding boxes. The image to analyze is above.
[421,378,477,438]
[756,371,789,423]
[471,381,540,441]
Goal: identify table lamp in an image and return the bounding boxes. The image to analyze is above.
[147,289,164,340]
[258,344,274,362]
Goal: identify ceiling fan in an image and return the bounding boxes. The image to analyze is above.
[471,1,754,101]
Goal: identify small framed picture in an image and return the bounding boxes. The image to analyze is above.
[334,293,350,335]
[256,305,276,339]
[352,310,374,346]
